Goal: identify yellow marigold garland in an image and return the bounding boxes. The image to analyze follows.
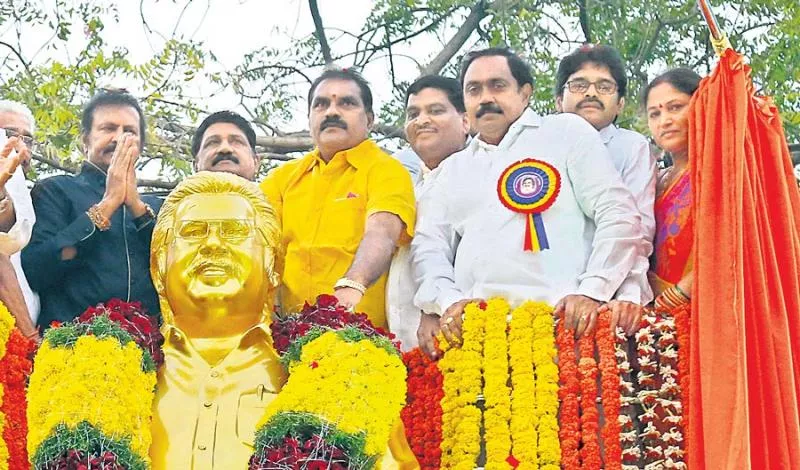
[483,298,512,469]
[508,302,537,469]
[256,330,407,457]
[529,302,561,469]
[438,300,485,469]
[27,336,156,461]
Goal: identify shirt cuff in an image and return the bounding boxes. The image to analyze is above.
[436,289,466,317]
[55,213,98,250]
[576,277,615,303]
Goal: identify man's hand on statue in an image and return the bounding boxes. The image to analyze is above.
[0,137,24,189]
[555,294,601,338]
[600,300,642,336]
[417,312,442,360]
[334,286,363,312]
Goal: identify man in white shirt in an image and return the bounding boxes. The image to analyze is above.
[387,75,469,357]
[0,100,39,340]
[411,48,643,342]
[555,44,656,335]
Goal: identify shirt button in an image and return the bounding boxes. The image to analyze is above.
[197,444,207,451]
[203,401,212,408]
[210,370,220,378]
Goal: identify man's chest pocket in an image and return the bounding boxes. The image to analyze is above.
[321,197,366,247]
[236,385,278,447]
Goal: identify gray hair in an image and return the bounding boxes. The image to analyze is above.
[0,100,36,134]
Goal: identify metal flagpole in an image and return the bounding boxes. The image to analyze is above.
[696,0,732,56]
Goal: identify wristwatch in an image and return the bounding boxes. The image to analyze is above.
[334,277,367,295]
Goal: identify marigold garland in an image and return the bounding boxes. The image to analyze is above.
[27,301,159,469]
[482,298,512,469]
[438,299,485,468]
[401,347,443,469]
[0,328,35,470]
[578,333,601,469]
[556,319,581,469]
[528,302,560,469]
[596,312,622,469]
[508,302,537,468]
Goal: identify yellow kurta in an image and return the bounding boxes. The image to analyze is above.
[260,139,416,327]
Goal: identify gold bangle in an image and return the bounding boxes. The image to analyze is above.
[333,277,367,295]
[86,204,111,231]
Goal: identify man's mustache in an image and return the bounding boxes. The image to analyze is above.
[320,116,348,131]
[577,97,605,110]
[212,152,239,166]
[476,103,503,119]
[191,257,240,277]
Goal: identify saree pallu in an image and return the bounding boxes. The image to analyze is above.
[650,168,693,295]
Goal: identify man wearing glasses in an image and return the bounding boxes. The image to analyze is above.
[0,100,39,340]
[22,89,162,328]
[555,44,656,335]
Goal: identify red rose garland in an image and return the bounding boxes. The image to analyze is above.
[401,347,443,469]
[596,312,622,469]
[556,320,581,469]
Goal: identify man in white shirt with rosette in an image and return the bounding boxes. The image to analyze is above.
[411,47,645,342]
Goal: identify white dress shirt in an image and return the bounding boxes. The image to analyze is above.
[386,165,440,351]
[411,109,643,315]
[599,123,656,304]
[0,167,40,322]
[392,148,421,184]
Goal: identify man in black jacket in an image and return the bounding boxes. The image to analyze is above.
[23,89,162,326]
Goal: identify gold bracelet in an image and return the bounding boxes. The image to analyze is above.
[333,277,367,295]
[86,204,111,231]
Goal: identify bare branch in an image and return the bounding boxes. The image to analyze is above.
[309,0,333,65]
[420,1,487,76]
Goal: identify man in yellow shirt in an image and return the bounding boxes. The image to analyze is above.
[261,68,416,328]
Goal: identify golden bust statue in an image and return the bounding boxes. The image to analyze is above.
[149,171,285,469]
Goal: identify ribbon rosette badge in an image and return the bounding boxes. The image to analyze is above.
[497,158,561,252]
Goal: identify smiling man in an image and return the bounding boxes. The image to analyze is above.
[555,44,656,334]
[192,111,260,181]
[22,89,162,326]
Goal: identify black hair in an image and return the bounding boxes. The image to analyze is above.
[641,68,702,108]
[404,75,465,113]
[192,110,257,157]
[459,47,533,89]
[81,88,146,149]
[555,44,628,98]
[307,68,374,116]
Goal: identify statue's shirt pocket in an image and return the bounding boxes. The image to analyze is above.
[236,384,278,446]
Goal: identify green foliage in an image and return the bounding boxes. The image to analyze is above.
[280,326,400,368]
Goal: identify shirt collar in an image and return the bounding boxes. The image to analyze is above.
[472,108,541,151]
[598,123,618,144]
[307,139,378,171]
[78,160,108,186]
[163,321,274,353]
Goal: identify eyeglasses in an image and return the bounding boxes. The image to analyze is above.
[175,219,255,241]
[564,79,618,95]
[1,128,35,148]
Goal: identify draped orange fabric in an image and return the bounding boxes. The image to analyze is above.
[688,49,800,469]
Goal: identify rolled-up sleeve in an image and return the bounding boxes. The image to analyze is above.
[21,180,99,292]
[366,160,416,244]
[410,174,463,316]
[568,131,643,302]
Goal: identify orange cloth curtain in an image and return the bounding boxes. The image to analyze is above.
[689,48,800,468]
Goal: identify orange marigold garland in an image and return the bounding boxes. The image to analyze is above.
[578,333,601,469]
[0,329,35,470]
[672,304,691,435]
[482,298,512,469]
[401,346,443,469]
[596,312,622,469]
[556,320,581,469]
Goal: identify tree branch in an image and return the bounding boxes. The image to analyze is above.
[578,0,591,43]
[420,1,487,76]
[0,40,31,75]
[309,0,333,66]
